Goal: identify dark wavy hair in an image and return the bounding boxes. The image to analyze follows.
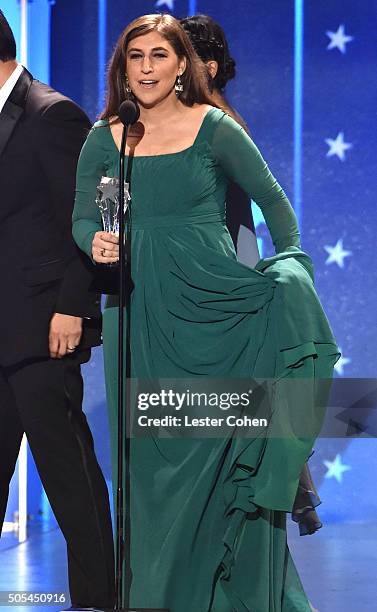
[0,10,16,61]
[180,14,236,92]
[100,13,218,119]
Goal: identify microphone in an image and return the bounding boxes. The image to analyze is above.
[118,99,140,185]
[118,99,140,127]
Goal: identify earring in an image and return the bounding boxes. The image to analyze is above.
[175,73,183,94]
[125,74,132,94]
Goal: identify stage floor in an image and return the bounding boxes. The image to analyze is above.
[0,520,376,611]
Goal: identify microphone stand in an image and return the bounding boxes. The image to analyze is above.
[115,110,168,612]
[116,121,130,611]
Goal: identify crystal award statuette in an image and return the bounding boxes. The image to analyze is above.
[92,176,131,294]
[95,176,130,235]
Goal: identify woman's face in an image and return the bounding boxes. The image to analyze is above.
[125,31,186,108]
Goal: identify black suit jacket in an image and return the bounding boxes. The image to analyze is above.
[0,68,101,367]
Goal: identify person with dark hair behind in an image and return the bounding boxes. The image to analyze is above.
[0,10,114,610]
[181,13,323,540]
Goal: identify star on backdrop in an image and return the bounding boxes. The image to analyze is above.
[324,238,352,268]
[325,132,353,161]
[334,349,351,376]
[326,24,354,54]
[324,454,351,483]
[155,0,174,10]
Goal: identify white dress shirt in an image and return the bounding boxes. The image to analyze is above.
[0,63,24,113]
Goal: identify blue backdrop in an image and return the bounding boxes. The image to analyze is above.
[4,0,376,527]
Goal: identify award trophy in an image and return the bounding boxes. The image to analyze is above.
[96,176,130,238]
[93,176,131,294]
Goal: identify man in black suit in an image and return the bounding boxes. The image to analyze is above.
[0,11,114,611]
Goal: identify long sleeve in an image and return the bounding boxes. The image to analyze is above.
[72,124,107,258]
[35,99,100,317]
[211,113,300,254]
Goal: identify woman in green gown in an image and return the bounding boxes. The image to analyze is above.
[72,13,339,612]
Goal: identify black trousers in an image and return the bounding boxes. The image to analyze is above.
[0,350,115,608]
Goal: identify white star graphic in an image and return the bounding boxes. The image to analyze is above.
[326,24,354,54]
[334,349,351,376]
[155,0,174,10]
[325,132,353,161]
[324,454,351,483]
[324,238,352,268]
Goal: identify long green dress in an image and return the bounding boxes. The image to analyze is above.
[73,107,339,612]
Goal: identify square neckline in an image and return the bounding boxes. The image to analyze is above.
[106,106,218,159]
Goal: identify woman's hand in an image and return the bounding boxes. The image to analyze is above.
[92,231,119,263]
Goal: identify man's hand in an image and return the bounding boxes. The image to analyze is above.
[49,313,83,359]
